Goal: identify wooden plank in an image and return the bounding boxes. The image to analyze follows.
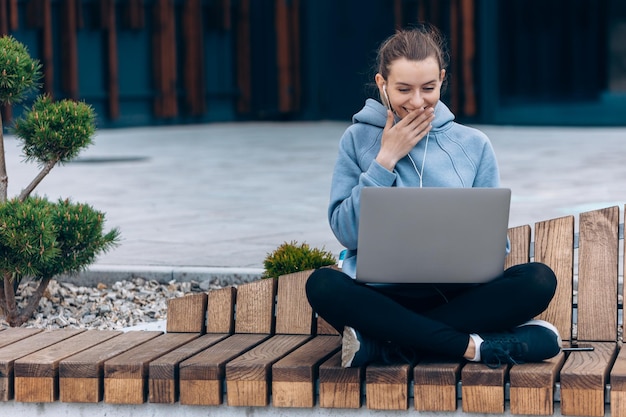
[366,363,412,410]
[100,0,119,119]
[449,0,459,113]
[207,286,236,334]
[275,0,294,112]
[509,353,566,415]
[505,224,531,268]
[14,330,121,403]
[220,0,231,30]
[460,0,477,116]
[60,0,79,99]
[0,0,9,35]
[274,270,315,335]
[235,0,251,113]
[461,363,508,413]
[613,214,626,417]
[290,0,301,112]
[560,342,617,416]
[178,333,268,405]
[182,0,206,116]
[272,335,340,407]
[0,328,42,349]
[151,0,163,116]
[534,215,575,341]
[59,331,161,403]
[610,344,626,417]
[8,0,17,31]
[577,207,619,341]
[148,333,228,404]
[75,0,84,28]
[318,351,362,408]
[152,0,177,118]
[41,0,53,95]
[166,292,207,333]
[393,0,402,28]
[103,333,198,404]
[316,316,339,336]
[225,334,310,406]
[0,329,83,401]
[25,0,41,27]
[234,278,277,334]
[413,360,462,412]
[124,0,145,30]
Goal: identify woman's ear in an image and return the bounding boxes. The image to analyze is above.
[439,69,446,82]
[375,73,390,108]
[375,73,385,90]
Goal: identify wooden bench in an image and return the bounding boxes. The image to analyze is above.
[0,205,625,417]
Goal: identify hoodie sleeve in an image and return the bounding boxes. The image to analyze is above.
[328,126,396,250]
[472,135,501,188]
[471,136,511,254]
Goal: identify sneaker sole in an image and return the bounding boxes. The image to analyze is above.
[518,319,563,348]
[341,326,360,368]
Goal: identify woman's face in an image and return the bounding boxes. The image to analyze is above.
[376,57,445,119]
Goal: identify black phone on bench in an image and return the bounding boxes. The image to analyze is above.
[562,343,594,352]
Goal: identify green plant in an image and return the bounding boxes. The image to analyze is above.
[0,36,119,327]
[0,35,41,105]
[263,240,336,279]
[13,95,97,200]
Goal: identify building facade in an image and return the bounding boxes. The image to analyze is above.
[1,0,624,128]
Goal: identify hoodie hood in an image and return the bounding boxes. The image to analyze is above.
[352,98,455,131]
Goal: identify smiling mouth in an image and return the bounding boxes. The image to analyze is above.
[402,106,428,113]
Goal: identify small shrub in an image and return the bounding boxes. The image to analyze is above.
[0,35,41,104]
[14,95,96,164]
[263,240,336,279]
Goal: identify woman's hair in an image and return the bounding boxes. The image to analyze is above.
[376,24,449,80]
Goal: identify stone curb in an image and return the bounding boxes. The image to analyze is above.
[57,264,264,287]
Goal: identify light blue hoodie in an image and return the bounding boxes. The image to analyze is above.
[329,98,502,278]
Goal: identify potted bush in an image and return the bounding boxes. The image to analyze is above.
[263,240,336,279]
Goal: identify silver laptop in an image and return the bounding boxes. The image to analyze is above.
[355,187,511,284]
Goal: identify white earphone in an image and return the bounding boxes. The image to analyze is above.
[382,84,391,109]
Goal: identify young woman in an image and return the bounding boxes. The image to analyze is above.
[305,25,561,368]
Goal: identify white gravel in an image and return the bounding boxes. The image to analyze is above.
[0,277,221,330]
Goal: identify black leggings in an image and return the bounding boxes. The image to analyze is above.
[305,262,557,358]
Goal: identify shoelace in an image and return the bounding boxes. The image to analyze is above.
[482,346,519,369]
[481,340,527,369]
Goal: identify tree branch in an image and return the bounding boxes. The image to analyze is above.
[2,272,18,325]
[0,113,8,203]
[19,158,58,202]
[14,275,51,327]
[0,277,6,317]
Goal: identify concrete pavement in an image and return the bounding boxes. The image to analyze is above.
[4,121,626,283]
[4,121,623,414]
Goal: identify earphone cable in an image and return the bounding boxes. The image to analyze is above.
[407,131,430,188]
